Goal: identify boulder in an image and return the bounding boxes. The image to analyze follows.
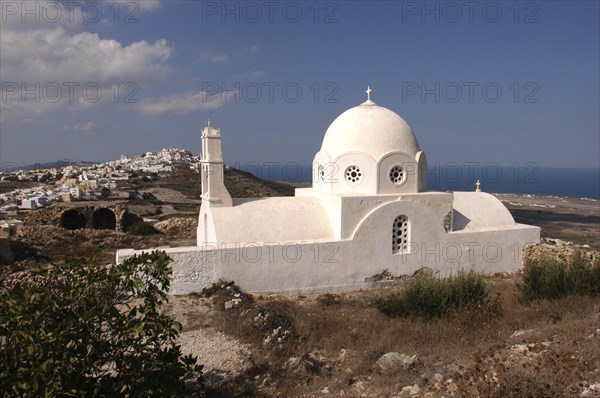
[376,352,419,371]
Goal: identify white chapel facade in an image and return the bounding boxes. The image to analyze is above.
[119,88,540,294]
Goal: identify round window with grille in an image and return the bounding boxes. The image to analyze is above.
[389,165,405,184]
[318,165,325,182]
[345,166,362,183]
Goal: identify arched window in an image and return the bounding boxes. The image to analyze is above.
[392,215,409,254]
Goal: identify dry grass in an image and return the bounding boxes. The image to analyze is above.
[172,275,600,397]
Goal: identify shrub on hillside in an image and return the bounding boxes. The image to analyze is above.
[373,270,498,319]
[0,251,202,397]
[128,221,159,236]
[519,251,600,302]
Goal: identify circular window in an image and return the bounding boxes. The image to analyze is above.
[318,165,325,182]
[345,166,362,183]
[389,165,405,185]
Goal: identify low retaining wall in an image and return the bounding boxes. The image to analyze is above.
[117,224,539,294]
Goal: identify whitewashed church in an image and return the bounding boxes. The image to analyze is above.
[118,88,540,294]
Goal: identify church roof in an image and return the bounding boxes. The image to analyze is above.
[320,90,421,162]
[452,192,517,231]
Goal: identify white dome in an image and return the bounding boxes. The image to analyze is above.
[320,100,420,161]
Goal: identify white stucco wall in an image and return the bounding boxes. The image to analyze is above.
[117,195,540,295]
[207,196,335,244]
[117,246,218,295]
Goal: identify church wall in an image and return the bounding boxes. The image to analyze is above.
[342,192,453,239]
[208,196,336,244]
[117,246,219,295]
[216,222,538,292]
[331,152,377,195]
[299,191,344,240]
[295,190,453,240]
[312,151,332,192]
[437,227,540,274]
[196,203,217,245]
[416,151,427,192]
[117,200,539,295]
[377,152,418,194]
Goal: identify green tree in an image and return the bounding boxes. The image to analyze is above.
[0,251,202,397]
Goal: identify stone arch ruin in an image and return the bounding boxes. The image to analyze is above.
[59,209,87,230]
[29,201,140,232]
[91,208,117,230]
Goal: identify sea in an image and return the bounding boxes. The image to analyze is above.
[228,163,600,200]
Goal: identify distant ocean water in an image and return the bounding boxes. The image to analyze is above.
[229,163,600,200]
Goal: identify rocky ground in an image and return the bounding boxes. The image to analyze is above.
[154,216,198,238]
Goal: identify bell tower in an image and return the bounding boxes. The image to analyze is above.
[200,120,232,207]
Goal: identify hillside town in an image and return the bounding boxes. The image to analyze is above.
[0,148,198,236]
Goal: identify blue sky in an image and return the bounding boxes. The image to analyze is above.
[1,0,598,169]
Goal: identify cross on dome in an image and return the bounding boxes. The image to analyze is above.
[362,85,376,105]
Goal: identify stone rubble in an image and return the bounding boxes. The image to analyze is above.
[376,352,420,371]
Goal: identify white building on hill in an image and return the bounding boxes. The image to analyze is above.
[118,88,540,294]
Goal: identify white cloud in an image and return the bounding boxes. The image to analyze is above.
[201,50,230,64]
[246,45,260,55]
[135,90,237,116]
[0,1,173,120]
[200,45,259,64]
[1,27,172,83]
[136,0,162,11]
[247,69,266,79]
[1,0,172,84]
[65,121,97,135]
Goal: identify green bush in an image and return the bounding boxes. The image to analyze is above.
[373,270,496,319]
[519,251,600,302]
[128,221,159,236]
[0,251,202,397]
